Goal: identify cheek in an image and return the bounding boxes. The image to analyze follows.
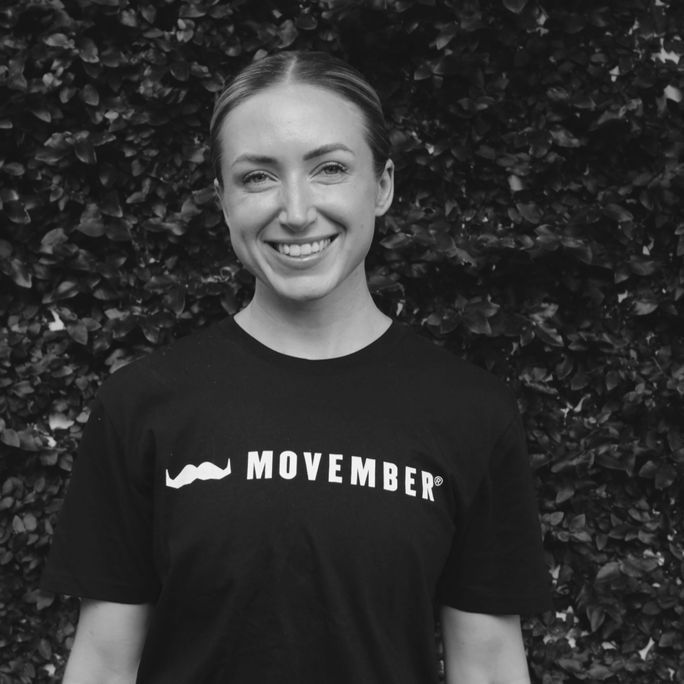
[316,182,378,222]
[225,195,276,234]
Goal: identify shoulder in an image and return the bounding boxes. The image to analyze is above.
[393,324,518,420]
[96,318,234,411]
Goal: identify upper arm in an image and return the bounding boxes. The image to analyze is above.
[440,606,530,684]
[63,599,152,684]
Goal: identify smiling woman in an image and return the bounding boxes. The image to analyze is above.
[214,81,394,342]
[210,54,395,358]
[41,51,551,684]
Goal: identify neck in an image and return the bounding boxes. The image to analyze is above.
[235,280,391,359]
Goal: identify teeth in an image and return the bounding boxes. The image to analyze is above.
[275,238,332,257]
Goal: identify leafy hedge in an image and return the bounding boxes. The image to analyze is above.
[1,0,683,681]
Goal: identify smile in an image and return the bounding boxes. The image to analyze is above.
[269,236,336,258]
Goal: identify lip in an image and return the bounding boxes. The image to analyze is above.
[265,235,338,246]
[265,235,339,263]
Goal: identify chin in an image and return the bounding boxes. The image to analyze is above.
[263,274,346,305]
[274,286,336,304]
[255,263,366,307]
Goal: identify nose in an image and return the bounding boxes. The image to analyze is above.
[278,178,315,232]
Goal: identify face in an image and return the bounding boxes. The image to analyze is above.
[215,82,394,308]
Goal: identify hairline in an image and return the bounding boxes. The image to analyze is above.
[212,55,389,185]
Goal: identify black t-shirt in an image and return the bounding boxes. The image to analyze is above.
[42,319,551,683]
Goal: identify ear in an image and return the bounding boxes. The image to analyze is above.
[374,159,394,217]
[214,178,230,226]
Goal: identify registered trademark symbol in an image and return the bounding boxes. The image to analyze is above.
[434,476,444,487]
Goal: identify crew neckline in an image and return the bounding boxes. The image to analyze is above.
[219,316,404,370]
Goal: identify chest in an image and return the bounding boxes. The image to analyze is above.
[147,386,467,595]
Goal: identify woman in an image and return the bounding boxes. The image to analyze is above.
[42,51,551,683]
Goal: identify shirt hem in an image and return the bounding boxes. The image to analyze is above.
[437,590,553,616]
[40,571,157,604]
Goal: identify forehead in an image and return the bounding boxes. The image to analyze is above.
[219,82,369,154]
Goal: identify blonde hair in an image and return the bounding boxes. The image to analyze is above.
[210,51,391,185]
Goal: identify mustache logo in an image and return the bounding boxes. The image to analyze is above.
[165,458,232,489]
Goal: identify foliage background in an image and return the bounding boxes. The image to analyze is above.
[1,0,683,681]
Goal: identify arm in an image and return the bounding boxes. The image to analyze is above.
[62,599,152,684]
[440,606,531,684]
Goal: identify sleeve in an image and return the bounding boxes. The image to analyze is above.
[435,410,552,615]
[40,395,160,604]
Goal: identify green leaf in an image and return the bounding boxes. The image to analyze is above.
[170,60,190,81]
[8,259,32,287]
[2,162,25,176]
[655,463,676,490]
[163,286,186,315]
[277,19,298,48]
[413,63,433,81]
[40,228,69,254]
[31,108,52,123]
[44,33,75,49]
[628,257,657,276]
[596,561,620,582]
[1,429,20,448]
[516,202,542,224]
[633,299,658,316]
[105,219,132,241]
[550,127,582,148]
[74,138,97,164]
[502,0,528,13]
[81,84,100,106]
[603,203,633,223]
[67,322,89,345]
[586,605,605,632]
[101,192,123,218]
[50,280,80,301]
[6,200,30,224]
[533,324,564,347]
[77,37,99,63]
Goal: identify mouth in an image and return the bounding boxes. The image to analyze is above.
[267,236,337,259]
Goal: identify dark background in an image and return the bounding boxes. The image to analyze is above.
[1,0,683,681]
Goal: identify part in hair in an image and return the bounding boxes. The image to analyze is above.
[210,51,391,185]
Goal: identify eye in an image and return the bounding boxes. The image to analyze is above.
[242,171,273,187]
[317,162,348,178]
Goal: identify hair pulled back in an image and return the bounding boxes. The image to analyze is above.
[210,51,391,185]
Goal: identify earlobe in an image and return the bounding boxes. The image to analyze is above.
[374,159,395,217]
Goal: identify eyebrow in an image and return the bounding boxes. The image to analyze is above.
[231,143,354,167]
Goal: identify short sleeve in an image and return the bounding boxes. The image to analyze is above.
[41,397,160,603]
[435,411,552,615]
